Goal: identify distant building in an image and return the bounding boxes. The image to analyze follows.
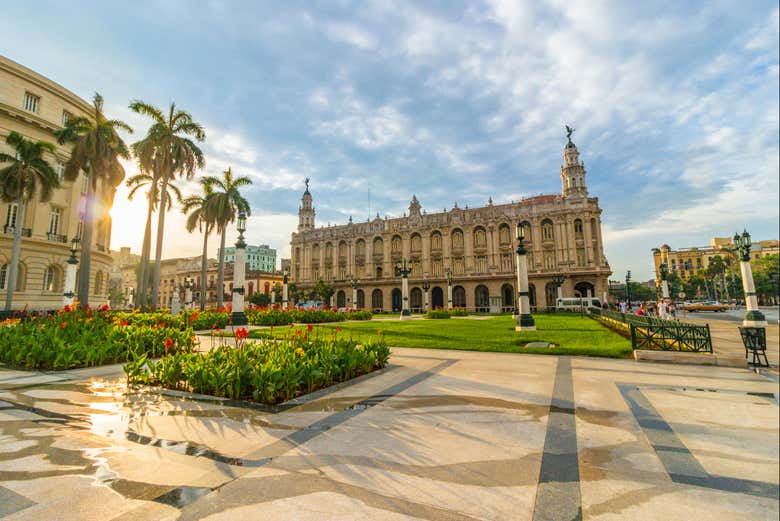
[652,237,779,280]
[220,244,276,273]
[280,258,291,274]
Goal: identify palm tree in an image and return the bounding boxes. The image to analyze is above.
[56,93,131,306]
[181,179,216,310]
[130,101,205,309]
[202,168,251,308]
[0,132,59,310]
[126,172,183,307]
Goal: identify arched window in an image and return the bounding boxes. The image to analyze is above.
[473,227,487,249]
[336,290,346,308]
[451,229,464,251]
[475,285,489,312]
[545,282,557,309]
[324,242,333,260]
[574,219,584,239]
[410,287,423,311]
[355,239,366,263]
[264,282,270,294]
[410,233,422,254]
[542,219,554,241]
[430,231,442,251]
[371,288,383,311]
[95,271,104,295]
[453,285,466,308]
[391,235,402,253]
[356,289,365,309]
[43,265,62,293]
[338,240,347,259]
[311,243,320,260]
[373,237,383,256]
[499,224,511,245]
[501,283,514,311]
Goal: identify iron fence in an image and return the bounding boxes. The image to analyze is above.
[589,307,713,352]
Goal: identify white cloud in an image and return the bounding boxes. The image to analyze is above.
[324,22,378,50]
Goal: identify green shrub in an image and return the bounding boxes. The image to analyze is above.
[244,308,372,326]
[0,306,195,370]
[130,330,390,404]
[425,309,451,319]
[449,308,469,316]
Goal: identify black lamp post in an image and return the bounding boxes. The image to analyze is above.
[445,268,453,310]
[625,270,632,309]
[734,229,766,326]
[422,277,431,311]
[350,277,360,309]
[63,235,79,306]
[552,273,565,305]
[514,221,535,331]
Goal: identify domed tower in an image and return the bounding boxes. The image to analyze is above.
[298,178,315,231]
[560,125,588,198]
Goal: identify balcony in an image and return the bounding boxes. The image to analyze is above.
[355,254,366,265]
[47,232,67,243]
[3,226,31,237]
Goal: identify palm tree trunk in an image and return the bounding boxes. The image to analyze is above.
[150,177,169,310]
[136,195,155,308]
[217,228,226,309]
[78,170,96,306]
[200,224,209,311]
[4,198,26,311]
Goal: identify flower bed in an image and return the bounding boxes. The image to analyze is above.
[110,309,230,331]
[127,329,390,404]
[425,309,452,319]
[449,308,469,317]
[0,306,195,370]
[244,308,372,326]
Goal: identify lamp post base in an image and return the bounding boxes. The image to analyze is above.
[400,309,411,320]
[743,310,767,327]
[231,311,248,326]
[515,313,536,331]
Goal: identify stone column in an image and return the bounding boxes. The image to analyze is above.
[282,275,289,308]
[740,261,767,326]
[63,255,77,308]
[184,283,193,310]
[515,242,535,331]
[231,240,247,325]
[171,292,181,316]
[271,288,276,305]
[352,286,358,309]
[400,273,411,320]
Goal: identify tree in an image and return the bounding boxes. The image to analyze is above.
[248,292,271,307]
[130,101,205,309]
[753,254,779,304]
[56,93,131,306]
[125,172,182,308]
[181,179,216,310]
[202,168,251,308]
[0,132,59,310]
[314,279,334,304]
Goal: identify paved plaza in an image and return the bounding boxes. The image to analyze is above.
[0,347,778,520]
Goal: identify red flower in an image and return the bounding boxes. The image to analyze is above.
[164,338,173,352]
[59,321,67,329]
[337,326,343,332]
[63,305,71,313]
[235,327,248,339]
[307,324,313,333]
[212,322,217,329]
[295,330,302,336]
[100,304,109,312]
[121,320,129,326]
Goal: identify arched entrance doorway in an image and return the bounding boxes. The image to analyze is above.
[431,286,444,309]
[336,290,346,308]
[453,285,466,308]
[356,289,365,309]
[410,287,423,312]
[392,288,402,311]
[475,285,489,312]
[371,289,383,311]
[545,282,557,309]
[574,281,595,298]
[501,283,514,312]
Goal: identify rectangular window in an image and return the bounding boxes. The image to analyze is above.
[474,255,488,273]
[24,92,40,113]
[55,161,65,181]
[62,110,73,126]
[5,203,19,229]
[48,208,61,235]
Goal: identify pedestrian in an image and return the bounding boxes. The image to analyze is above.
[636,303,646,316]
[669,302,677,320]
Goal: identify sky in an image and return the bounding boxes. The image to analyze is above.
[2,0,778,280]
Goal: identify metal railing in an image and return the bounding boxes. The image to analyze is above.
[589,307,712,352]
[3,226,31,237]
[47,232,67,243]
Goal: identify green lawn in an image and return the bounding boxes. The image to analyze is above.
[251,314,633,358]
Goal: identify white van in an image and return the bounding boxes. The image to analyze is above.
[556,297,601,311]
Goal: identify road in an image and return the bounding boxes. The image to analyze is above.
[680,306,779,324]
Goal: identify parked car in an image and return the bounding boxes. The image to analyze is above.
[679,301,729,312]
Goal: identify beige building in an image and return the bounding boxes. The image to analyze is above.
[0,55,115,309]
[290,137,612,311]
[653,237,779,280]
[116,251,283,309]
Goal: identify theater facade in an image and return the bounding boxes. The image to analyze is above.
[289,137,611,312]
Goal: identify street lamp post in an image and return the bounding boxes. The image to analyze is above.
[552,273,566,301]
[63,236,79,307]
[445,268,453,310]
[734,230,767,326]
[659,263,670,300]
[230,212,248,325]
[422,277,431,311]
[282,270,289,308]
[515,222,536,331]
[351,277,361,309]
[625,270,632,309]
[396,259,412,320]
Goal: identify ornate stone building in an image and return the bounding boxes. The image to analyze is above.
[289,137,611,311]
[0,55,115,309]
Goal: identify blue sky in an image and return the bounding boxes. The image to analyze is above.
[2,0,778,280]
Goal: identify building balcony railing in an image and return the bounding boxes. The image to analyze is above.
[355,254,366,265]
[47,232,68,243]
[3,225,31,237]
[372,253,384,262]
